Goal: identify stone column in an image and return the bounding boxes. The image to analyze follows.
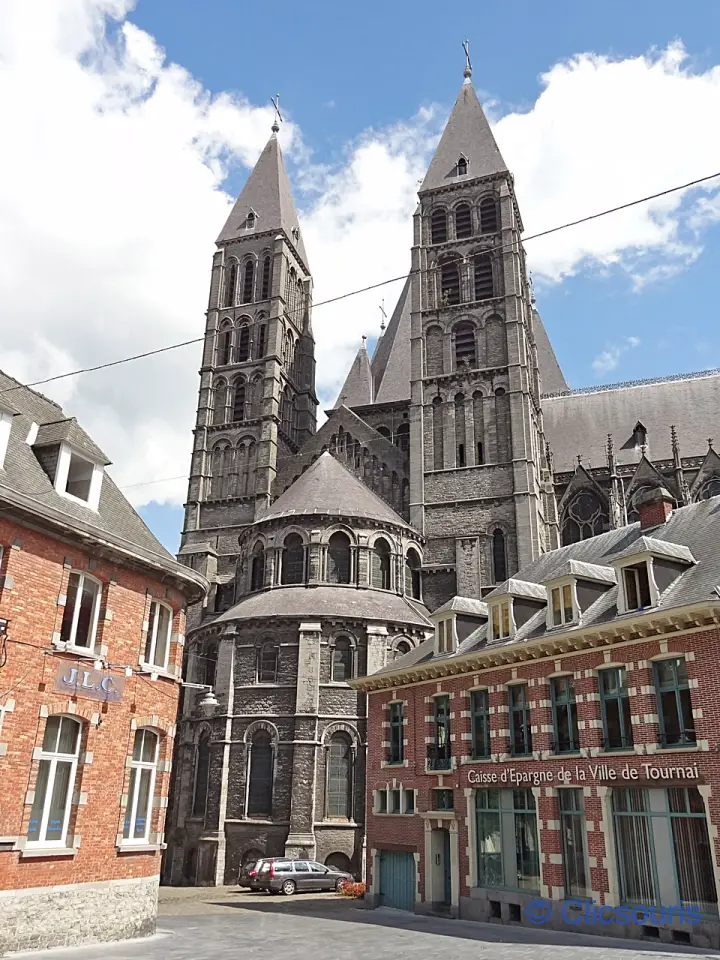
[366,623,388,675]
[285,621,322,859]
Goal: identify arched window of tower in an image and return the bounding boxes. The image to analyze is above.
[247,731,273,817]
[492,528,507,583]
[456,156,468,177]
[328,532,352,585]
[237,325,250,362]
[486,316,507,366]
[432,396,444,470]
[281,533,305,585]
[326,733,353,818]
[440,258,461,306]
[454,321,476,368]
[251,374,263,418]
[331,637,353,682]
[257,641,278,682]
[494,388,511,462]
[224,262,237,308]
[455,203,472,240]
[395,422,409,455]
[256,323,267,358]
[479,197,499,235]
[371,538,392,591]
[473,390,485,465]
[192,732,210,818]
[210,442,232,498]
[217,323,233,367]
[212,379,228,425]
[431,208,448,245]
[241,260,254,304]
[455,393,466,467]
[232,380,246,422]
[425,325,444,377]
[250,542,266,591]
[404,549,422,600]
[260,256,272,300]
[473,254,494,301]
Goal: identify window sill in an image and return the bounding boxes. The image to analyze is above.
[116,841,166,854]
[656,741,698,751]
[138,662,177,682]
[419,810,456,819]
[374,812,415,818]
[20,845,78,859]
[51,640,101,660]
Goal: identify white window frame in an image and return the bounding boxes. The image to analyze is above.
[0,411,12,470]
[27,716,81,848]
[144,600,173,671]
[436,615,456,654]
[59,571,102,652]
[54,442,104,511]
[123,728,159,845]
[546,579,578,630]
[490,599,513,640]
[616,556,659,614]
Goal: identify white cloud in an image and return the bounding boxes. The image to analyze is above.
[592,336,642,376]
[0,2,718,514]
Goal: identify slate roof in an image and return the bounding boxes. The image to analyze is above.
[359,495,720,685]
[34,418,110,465]
[533,310,569,395]
[372,277,412,404]
[0,372,206,598]
[433,596,488,617]
[334,341,373,408]
[214,584,432,628]
[420,81,508,193]
[257,451,413,529]
[543,369,720,472]
[216,133,309,270]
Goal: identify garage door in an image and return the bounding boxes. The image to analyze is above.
[378,850,416,912]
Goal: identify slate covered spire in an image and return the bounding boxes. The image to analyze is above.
[216,129,309,268]
[420,80,508,193]
[334,338,373,408]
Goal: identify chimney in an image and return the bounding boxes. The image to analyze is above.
[636,486,675,530]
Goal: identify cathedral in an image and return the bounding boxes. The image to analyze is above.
[163,65,720,886]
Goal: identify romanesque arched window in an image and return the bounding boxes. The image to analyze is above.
[210,442,232,499]
[251,374,263,418]
[431,208,448,245]
[495,388,511,462]
[425,325,444,377]
[492,528,507,583]
[213,379,229,425]
[281,534,304,585]
[237,325,250,362]
[328,532,351,585]
[479,197,498,234]
[377,426,391,440]
[217,323,233,366]
[250,543,265,591]
[201,642,218,689]
[455,393,466,467]
[405,549,421,600]
[395,422,409,454]
[260,256,272,300]
[257,642,278,683]
[561,491,607,546]
[241,260,254,304]
[331,637,353,682]
[440,258,461,305]
[455,203,472,239]
[371,537,391,590]
[192,732,210,817]
[325,734,352,819]
[232,380,246,422]
[474,254,494,300]
[256,323,267,358]
[454,320,475,368]
[247,731,273,817]
[456,156,468,176]
[700,477,720,501]
[224,262,237,307]
[473,390,484,464]
[432,395,444,470]
[485,314,506,365]
[394,640,411,660]
[237,441,256,497]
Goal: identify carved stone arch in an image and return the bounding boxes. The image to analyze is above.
[485,520,512,584]
[322,721,360,745]
[281,524,310,544]
[390,634,414,659]
[243,719,279,744]
[329,629,358,649]
[192,721,214,745]
[321,523,357,545]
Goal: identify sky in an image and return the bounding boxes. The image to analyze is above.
[1,0,720,553]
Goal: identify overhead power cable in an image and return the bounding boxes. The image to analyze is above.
[0,169,717,403]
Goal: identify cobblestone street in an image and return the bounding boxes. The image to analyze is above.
[10,889,719,960]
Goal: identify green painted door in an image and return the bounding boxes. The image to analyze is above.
[378,850,416,912]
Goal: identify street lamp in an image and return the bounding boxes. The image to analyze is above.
[181,682,219,717]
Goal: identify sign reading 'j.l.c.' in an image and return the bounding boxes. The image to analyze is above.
[54,663,126,703]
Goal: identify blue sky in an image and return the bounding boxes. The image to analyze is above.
[1,1,719,555]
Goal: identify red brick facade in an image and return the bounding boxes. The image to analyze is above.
[364,624,720,946]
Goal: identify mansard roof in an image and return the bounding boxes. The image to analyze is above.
[0,372,206,599]
[420,81,508,193]
[372,277,412,404]
[334,340,373,408]
[543,368,720,473]
[257,451,413,530]
[216,132,309,269]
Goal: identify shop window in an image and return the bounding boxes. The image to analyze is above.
[559,789,588,898]
[27,716,81,847]
[389,702,404,764]
[599,667,633,750]
[623,562,652,611]
[509,684,532,756]
[551,676,580,754]
[59,572,101,650]
[247,731,273,817]
[123,729,159,844]
[654,658,695,747]
[470,689,491,759]
[475,788,539,892]
[144,600,172,670]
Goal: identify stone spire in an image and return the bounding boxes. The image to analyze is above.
[334,338,373,409]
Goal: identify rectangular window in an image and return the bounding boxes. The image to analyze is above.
[551,676,580,753]
[437,620,445,653]
[123,729,159,843]
[27,716,81,847]
[491,602,511,640]
[559,789,588,898]
[433,788,454,811]
[390,788,401,814]
[475,788,540,892]
[144,600,172,670]
[428,695,451,770]
[470,690,491,759]
[405,789,415,814]
[509,684,532,756]
[612,788,717,915]
[513,789,540,891]
[376,790,388,814]
[64,453,94,502]
[599,667,633,749]
[654,658,695,747]
[623,563,652,611]
[550,584,574,626]
[476,789,503,887]
[59,572,101,650]
[389,702,404,764]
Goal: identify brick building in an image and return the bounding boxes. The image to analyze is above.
[354,488,720,949]
[0,373,207,954]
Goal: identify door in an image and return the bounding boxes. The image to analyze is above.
[293,860,312,890]
[378,850,416,912]
[442,829,452,905]
[310,861,333,891]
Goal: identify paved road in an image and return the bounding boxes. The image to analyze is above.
[12,891,718,960]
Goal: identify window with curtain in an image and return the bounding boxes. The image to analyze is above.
[144,600,172,670]
[247,732,273,817]
[327,532,351,584]
[192,732,210,818]
[474,788,539,891]
[326,735,352,819]
[27,716,81,846]
[654,657,695,747]
[509,684,532,756]
[371,538,391,590]
[123,728,159,843]
[599,667,633,750]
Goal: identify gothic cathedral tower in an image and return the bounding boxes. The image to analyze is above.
[409,66,557,607]
[180,120,317,612]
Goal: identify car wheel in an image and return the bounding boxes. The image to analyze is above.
[281,879,296,896]
[335,878,347,893]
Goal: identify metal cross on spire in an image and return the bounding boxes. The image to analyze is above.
[379,299,387,333]
[270,94,283,134]
[462,39,472,82]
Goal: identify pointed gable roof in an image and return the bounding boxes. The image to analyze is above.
[372,276,412,404]
[216,133,309,268]
[532,310,569,395]
[420,82,508,193]
[259,451,412,528]
[334,341,373,408]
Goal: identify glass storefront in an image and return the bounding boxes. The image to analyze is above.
[475,788,540,892]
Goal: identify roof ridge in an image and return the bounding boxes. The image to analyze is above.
[0,372,64,411]
[542,367,720,400]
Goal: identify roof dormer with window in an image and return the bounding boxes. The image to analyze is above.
[32,419,111,512]
[0,408,13,471]
[610,537,695,615]
[487,579,546,642]
[54,443,104,511]
[544,560,617,631]
[431,596,488,656]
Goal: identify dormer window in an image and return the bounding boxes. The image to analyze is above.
[622,562,652,612]
[55,444,103,510]
[491,601,511,640]
[611,537,693,616]
[246,210,256,230]
[437,616,456,654]
[549,582,575,628]
[456,156,468,176]
[0,410,12,470]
